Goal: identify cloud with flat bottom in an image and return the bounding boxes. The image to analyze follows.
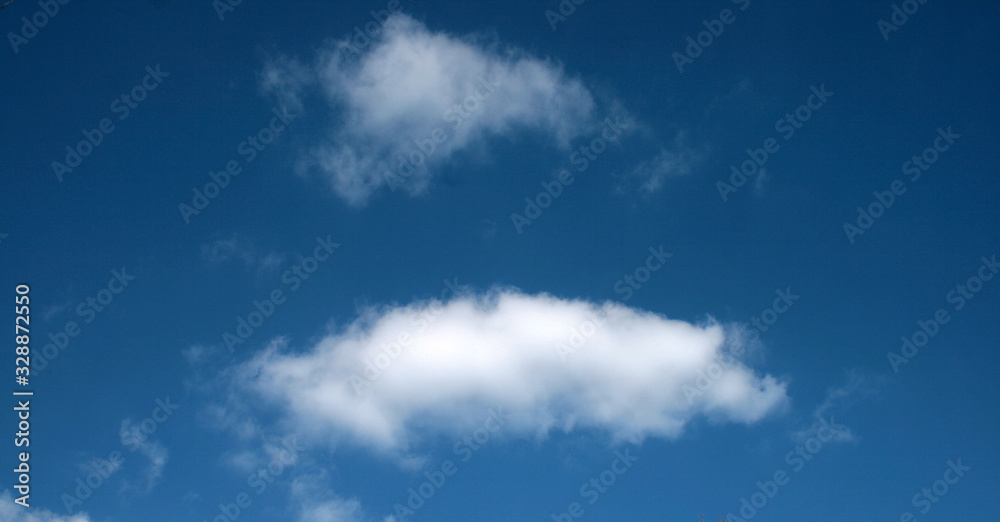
[223,289,789,456]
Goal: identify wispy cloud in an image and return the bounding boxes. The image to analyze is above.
[119,420,169,492]
[793,370,880,444]
[181,343,214,366]
[200,234,284,274]
[259,53,313,113]
[291,473,365,522]
[43,299,73,322]
[618,132,701,195]
[753,167,769,198]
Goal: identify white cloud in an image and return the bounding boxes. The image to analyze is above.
[182,343,213,366]
[223,435,304,475]
[259,251,286,272]
[291,474,364,522]
[43,300,72,322]
[298,498,364,522]
[260,54,313,113]
[200,234,285,274]
[224,289,788,456]
[792,370,879,444]
[621,133,700,194]
[201,235,256,266]
[73,454,123,479]
[263,13,598,206]
[753,167,769,198]
[119,420,169,492]
[0,492,92,521]
[202,399,261,442]
[201,234,284,272]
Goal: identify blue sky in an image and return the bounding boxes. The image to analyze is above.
[2,0,999,520]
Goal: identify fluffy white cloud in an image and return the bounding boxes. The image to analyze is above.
[226,289,788,455]
[0,492,92,521]
[262,13,597,206]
